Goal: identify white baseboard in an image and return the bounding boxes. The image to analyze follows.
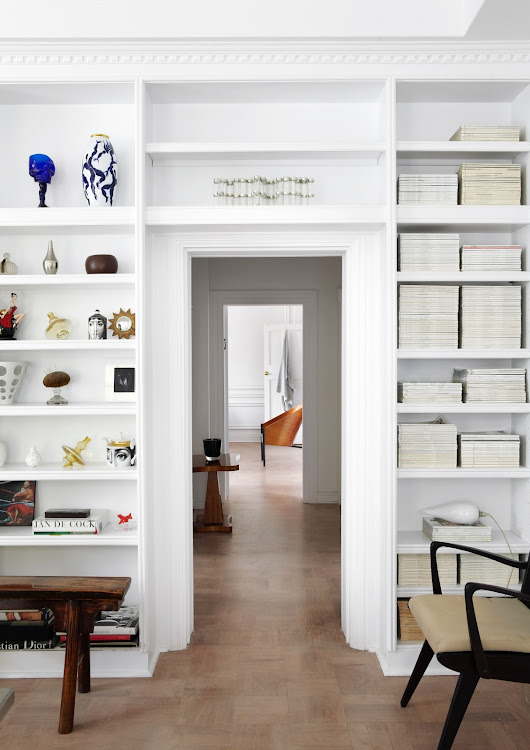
[229,427,261,442]
[317,491,339,504]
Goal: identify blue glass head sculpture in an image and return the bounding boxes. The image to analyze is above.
[29,154,55,207]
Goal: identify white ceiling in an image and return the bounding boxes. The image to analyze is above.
[0,0,527,41]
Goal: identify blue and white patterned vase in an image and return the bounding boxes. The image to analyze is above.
[82,133,117,206]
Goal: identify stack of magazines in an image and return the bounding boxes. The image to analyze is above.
[460,285,521,349]
[450,125,520,142]
[398,285,459,349]
[398,420,458,468]
[458,431,520,468]
[59,604,139,648]
[397,553,457,586]
[460,553,519,585]
[398,174,458,205]
[422,516,492,542]
[398,233,460,271]
[460,244,522,271]
[452,368,527,402]
[458,163,521,205]
[398,382,462,404]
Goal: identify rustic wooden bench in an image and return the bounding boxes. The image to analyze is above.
[0,576,131,733]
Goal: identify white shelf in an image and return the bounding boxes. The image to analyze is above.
[0,403,136,416]
[397,272,530,282]
[0,274,135,287]
[397,349,530,359]
[397,205,530,231]
[145,205,387,227]
[397,140,530,161]
[397,403,530,414]
[0,207,135,229]
[0,525,138,546]
[0,340,136,351]
[397,529,529,554]
[397,468,530,479]
[0,463,137,480]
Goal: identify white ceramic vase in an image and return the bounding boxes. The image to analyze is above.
[424,501,480,524]
[25,446,41,468]
[82,133,117,207]
[0,441,6,467]
[0,361,29,405]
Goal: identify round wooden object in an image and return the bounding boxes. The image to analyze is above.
[43,371,71,388]
[85,254,118,274]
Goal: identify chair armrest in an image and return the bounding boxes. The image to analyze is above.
[464,583,530,679]
[429,541,526,595]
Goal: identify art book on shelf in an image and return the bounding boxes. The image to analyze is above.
[93,605,139,635]
[0,608,50,622]
[44,508,90,519]
[0,609,56,647]
[32,509,108,534]
[422,516,492,542]
[0,637,59,650]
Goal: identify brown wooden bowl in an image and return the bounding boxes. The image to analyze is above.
[85,254,118,274]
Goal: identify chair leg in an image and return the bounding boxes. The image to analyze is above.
[400,640,434,707]
[437,672,479,750]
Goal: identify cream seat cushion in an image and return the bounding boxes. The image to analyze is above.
[409,595,530,654]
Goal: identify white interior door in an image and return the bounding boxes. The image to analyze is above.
[264,323,303,442]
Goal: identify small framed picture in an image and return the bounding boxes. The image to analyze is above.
[105,361,136,402]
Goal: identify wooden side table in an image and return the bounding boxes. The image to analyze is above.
[192,453,240,533]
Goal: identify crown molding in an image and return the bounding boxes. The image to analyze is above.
[0,39,530,66]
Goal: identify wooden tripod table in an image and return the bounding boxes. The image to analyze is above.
[193,453,240,533]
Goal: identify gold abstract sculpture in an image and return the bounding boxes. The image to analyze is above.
[62,436,91,468]
[45,312,72,340]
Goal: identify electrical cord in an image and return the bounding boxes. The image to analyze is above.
[478,510,516,589]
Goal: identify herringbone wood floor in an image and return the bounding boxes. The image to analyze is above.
[0,442,528,748]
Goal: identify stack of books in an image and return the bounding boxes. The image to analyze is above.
[398,174,458,205]
[460,553,519,585]
[398,285,459,349]
[458,163,521,205]
[0,608,57,650]
[452,368,527,402]
[32,508,108,536]
[450,125,520,142]
[422,516,492,542]
[460,285,521,349]
[398,382,462,404]
[398,420,458,468]
[59,605,139,648]
[460,244,522,271]
[397,553,457,586]
[458,431,520,468]
[398,233,460,271]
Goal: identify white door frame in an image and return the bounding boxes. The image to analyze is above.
[209,290,318,503]
[160,230,392,656]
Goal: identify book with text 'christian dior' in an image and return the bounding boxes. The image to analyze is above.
[0,637,58,650]
[32,509,108,534]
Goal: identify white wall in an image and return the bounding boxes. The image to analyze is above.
[192,257,341,506]
[227,305,302,441]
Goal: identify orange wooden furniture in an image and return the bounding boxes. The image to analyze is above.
[260,404,303,465]
[0,575,130,734]
[193,453,240,533]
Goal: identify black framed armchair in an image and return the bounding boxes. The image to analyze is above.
[401,541,530,750]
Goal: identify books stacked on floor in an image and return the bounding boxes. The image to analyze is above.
[460,553,520,585]
[398,382,462,404]
[422,516,492,542]
[59,605,139,648]
[398,285,459,349]
[0,608,58,650]
[398,419,457,468]
[458,163,521,205]
[32,508,108,535]
[397,553,457,586]
[450,125,521,142]
[452,368,527,402]
[460,285,521,349]
[398,233,460,271]
[460,244,522,271]
[458,431,520,468]
[398,174,458,205]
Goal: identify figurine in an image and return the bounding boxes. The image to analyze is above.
[82,134,117,206]
[29,154,55,208]
[0,293,25,340]
[45,312,72,340]
[43,370,70,405]
[25,446,41,468]
[104,436,136,469]
[0,253,17,275]
[62,436,91,468]
[43,241,58,274]
[113,512,137,532]
[88,309,107,340]
[117,513,132,524]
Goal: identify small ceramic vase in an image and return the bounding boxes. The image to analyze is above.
[43,241,58,275]
[0,253,17,275]
[85,254,118,274]
[25,446,41,468]
[0,361,29,405]
[0,440,6,467]
[82,134,117,207]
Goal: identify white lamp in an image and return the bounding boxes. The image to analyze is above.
[423,501,480,525]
